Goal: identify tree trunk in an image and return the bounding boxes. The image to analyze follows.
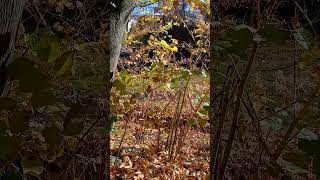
[110,0,136,79]
[0,0,25,95]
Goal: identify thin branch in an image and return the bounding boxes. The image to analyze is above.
[218,42,259,179]
[294,0,318,40]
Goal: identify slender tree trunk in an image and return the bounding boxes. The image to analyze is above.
[110,0,136,79]
[0,0,25,95]
[209,0,216,179]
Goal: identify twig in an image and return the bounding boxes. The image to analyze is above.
[242,96,273,157]
[212,66,233,179]
[32,0,47,27]
[115,115,130,161]
[218,42,259,179]
[294,1,318,40]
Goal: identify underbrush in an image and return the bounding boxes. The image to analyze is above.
[109,62,210,179]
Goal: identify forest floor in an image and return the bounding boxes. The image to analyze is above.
[107,41,318,179]
[110,120,209,179]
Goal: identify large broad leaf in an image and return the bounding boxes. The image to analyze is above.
[64,103,82,119]
[55,51,73,77]
[302,111,320,128]
[0,166,23,180]
[0,120,7,135]
[283,151,310,170]
[36,37,60,63]
[42,127,63,149]
[210,62,229,88]
[224,27,254,58]
[298,139,320,156]
[187,119,197,127]
[258,24,287,45]
[30,90,56,107]
[8,112,30,133]
[198,118,207,127]
[281,160,309,175]
[314,156,320,177]
[0,135,23,161]
[0,97,17,111]
[212,40,232,52]
[62,103,84,136]
[42,127,64,159]
[27,29,61,63]
[260,117,283,132]
[293,28,314,50]
[180,69,191,80]
[225,27,253,48]
[21,159,44,176]
[63,118,84,136]
[112,79,126,91]
[297,128,318,141]
[7,57,50,92]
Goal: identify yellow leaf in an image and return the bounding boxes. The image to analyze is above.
[171,46,178,52]
[194,0,200,7]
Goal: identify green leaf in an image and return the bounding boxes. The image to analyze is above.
[293,28,314,50]
[21,159,44,176]
[283,151,310,170]
[32,30,60,63]
[198,118,207,127]
[302,112,320,128]
[65,103,82,119]
[0,97,17,111]
[112,79,127,93]
[258,24,287,45]
[314,156,320,176]
[298,139,320,156]
[119,70,129,81]
[275,107,289,118]
[211,61,229,88]
[226,28,253,48]
[297,128,318,141]
[197,109,208,116]
[0,166,23,180]
[235,24,257,33]
[106,113,118,133]
[187,119,197,127]
[224,28,253,58]
[31,90,56,107]
[0,135,23,161]
[42,127,64,159]
[203,102,210,112]
[63,118,84,136]
[26,28,48,50]
[0,120,7,135]
[56,51,73,77]
[8,112,30,133]
[180,69,191,79]
[8,57,50,92]
[281,160,309,175]
[260,117,283,132]
[192,96,201,105]
[212,40,232,52]
[42,127,63,149]
[63,103,83,136]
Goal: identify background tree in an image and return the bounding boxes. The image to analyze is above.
[0,0,25,95]
[110,0,136,79]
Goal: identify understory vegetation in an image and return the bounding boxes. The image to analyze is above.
[0,0,320,180]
